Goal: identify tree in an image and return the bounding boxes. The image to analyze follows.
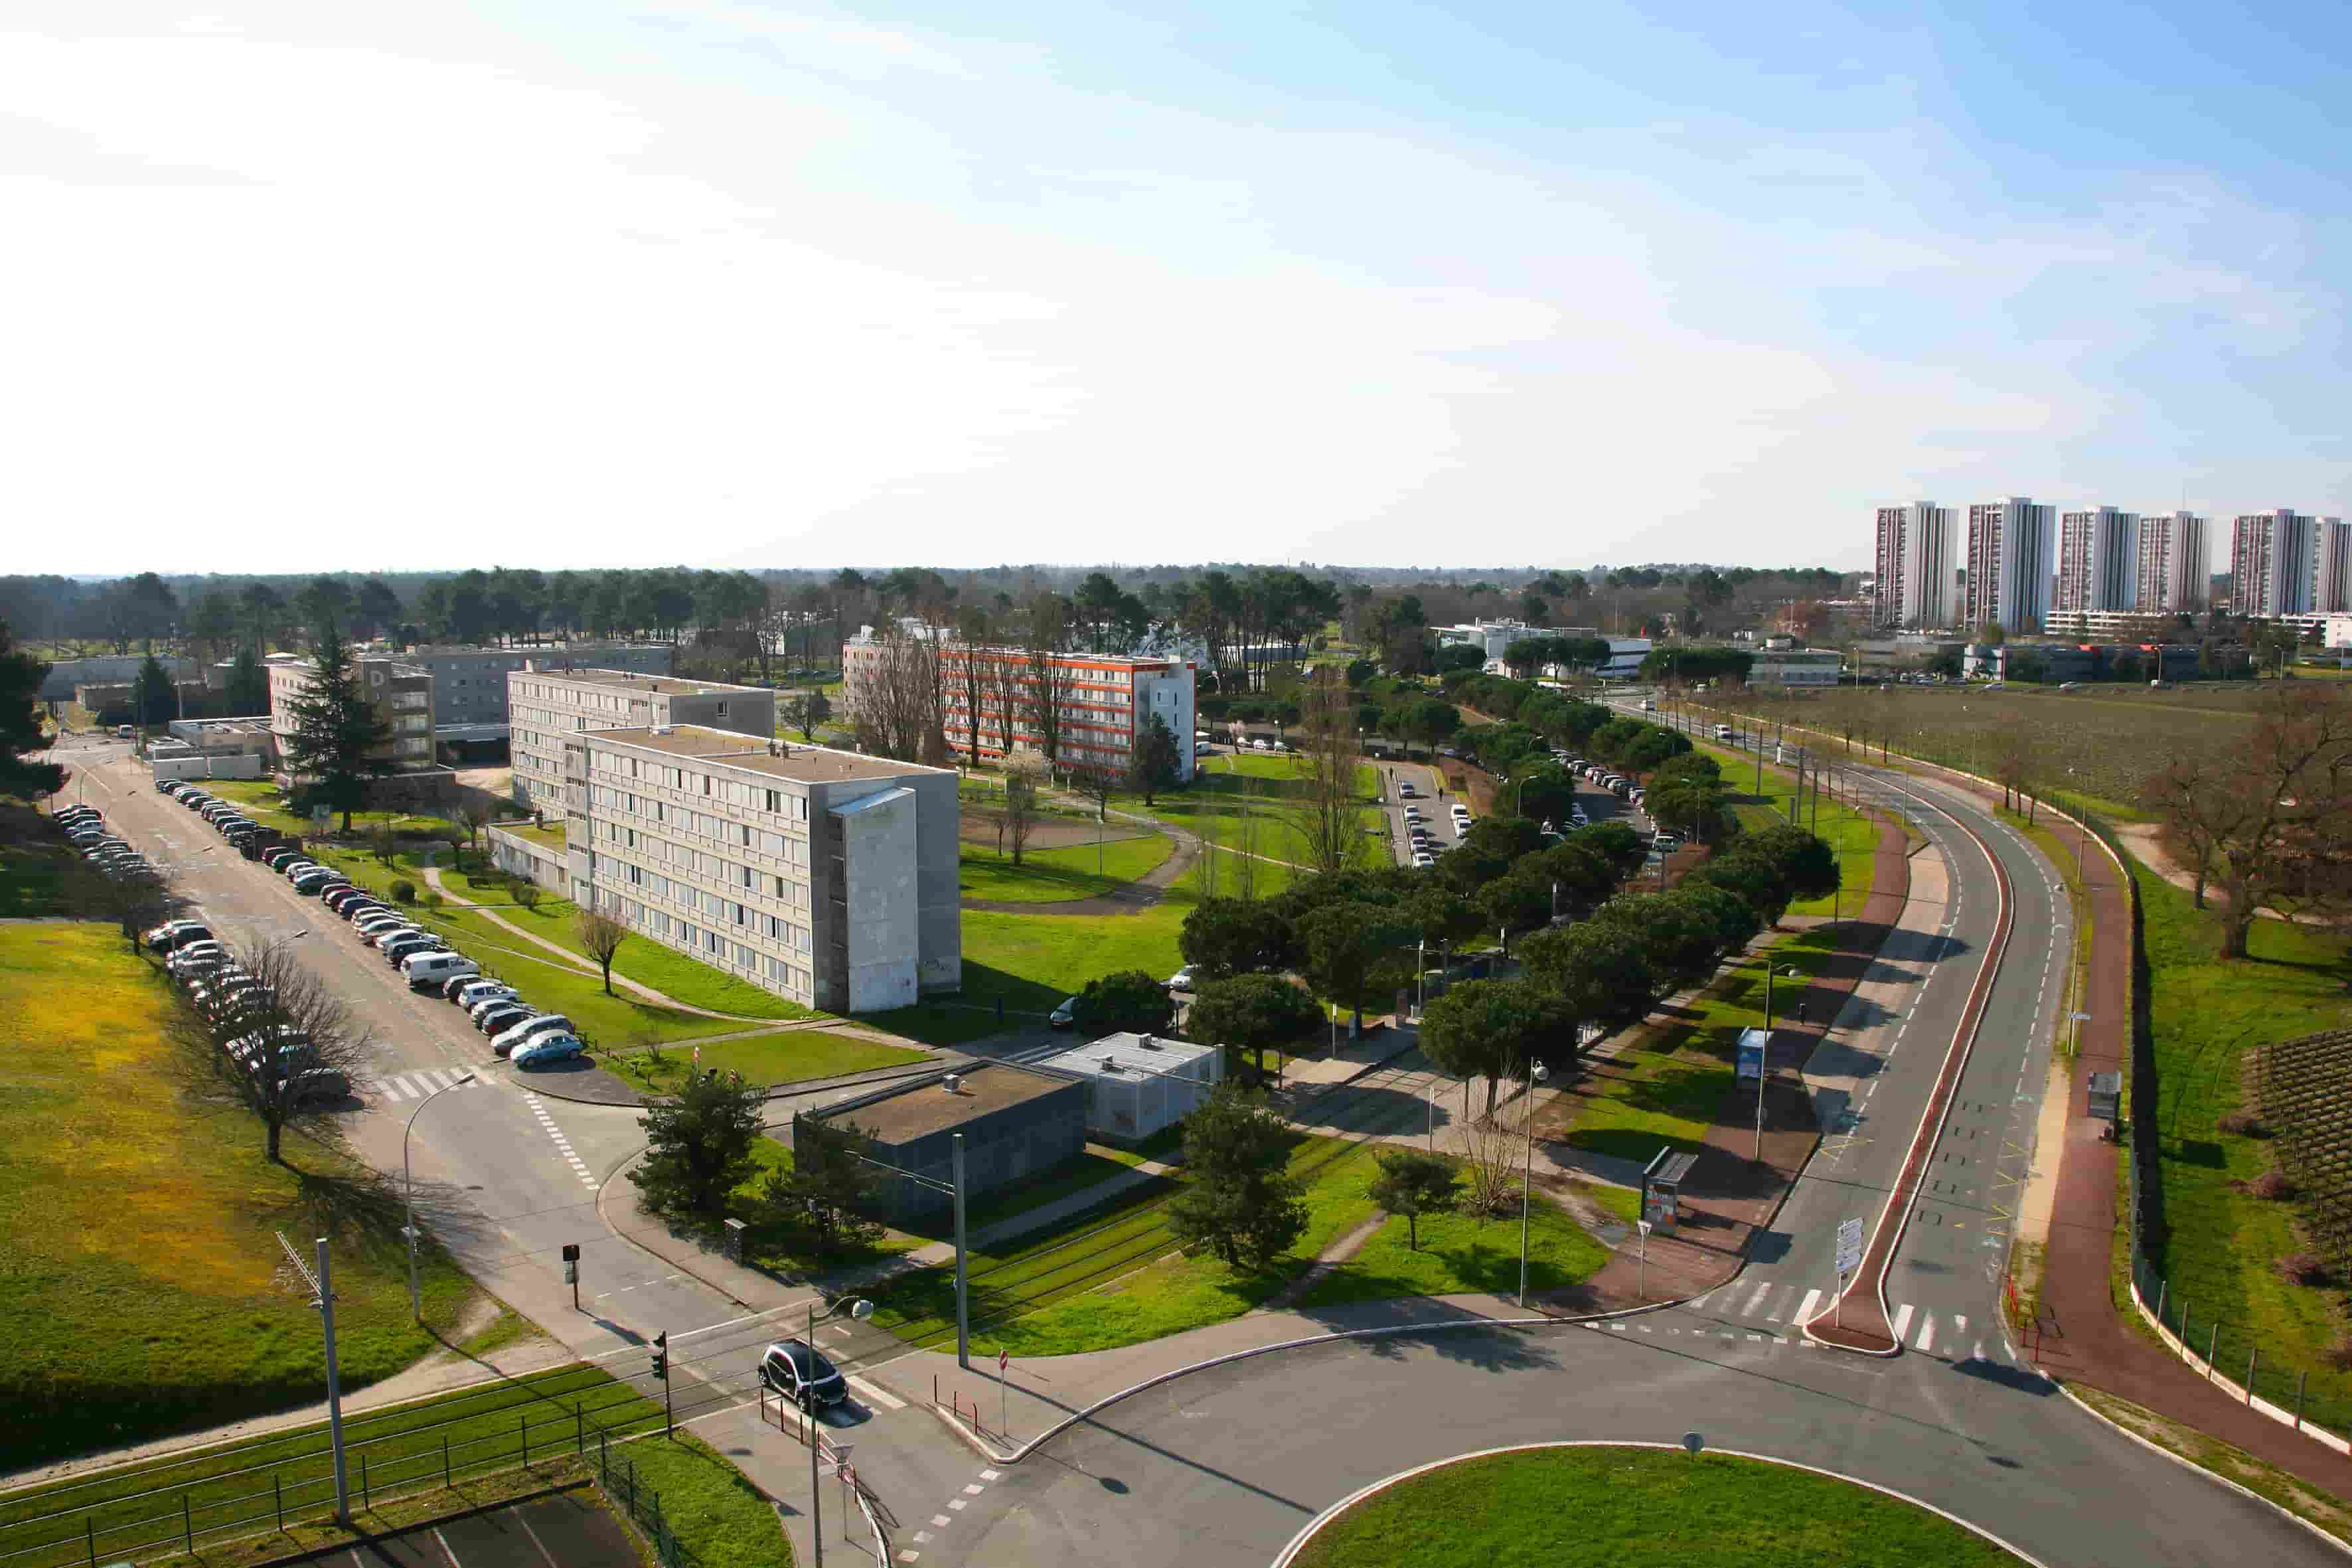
[2171,686,2352,957]
[278,620,392,832]
[1179,896,1297,979]
[1433,643,1486,675]
[577,905,629,995]
[224,643,269,717]
[1368,1148,1460,1251]
[71,856,183,951]
[1166,1083,1309,1270]
[1741,824,1840,907]
[2140,754,2231,908]
[1185,973,1322,1082]
[1078,969,1172,1036]
[781,688,831,741]
[1477,863,1557,939]
[130,653,175,726]
[1286,668,1366,875]
[1405,697,1459,758]
[759,1117,886,1256]
[186,591,242,663]
[0,620,64,799]
[1517,921,1658,1036]
[167,937,373,1162]
[1419,977,1568,1115]
[1593,891,1729,994]
[1686,846,1796,929]
[1977,621,2007,646]
[1514,763,1579,829]
[1002,750,1044,866]
[1125,713,1182,805]
[1299,901,1409,1037]
[631,1068,768,1219]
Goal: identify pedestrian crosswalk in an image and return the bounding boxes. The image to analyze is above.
[1680,1281,2001,1362]
[364,1068,481,1102]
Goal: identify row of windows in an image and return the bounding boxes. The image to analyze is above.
[588,751,811,819]
[607,900,814,1000]
[588,785,813,863]
[597,852,813,937]
[590,818,812,892]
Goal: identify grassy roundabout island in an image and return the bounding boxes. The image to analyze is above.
[1287,1444,2025,1568]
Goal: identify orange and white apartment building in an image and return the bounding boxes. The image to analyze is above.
[842,635,1197,781]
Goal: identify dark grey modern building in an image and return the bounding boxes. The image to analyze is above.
[809,1065,1088,1223]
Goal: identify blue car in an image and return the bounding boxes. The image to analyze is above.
[510,1032,586,1069]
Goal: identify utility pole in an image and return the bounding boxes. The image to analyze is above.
[953,1133,970,1370]
[281,1233,351,1526]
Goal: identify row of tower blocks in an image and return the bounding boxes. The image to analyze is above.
[1873,500,2351,631]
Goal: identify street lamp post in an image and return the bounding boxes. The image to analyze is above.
[403,1070,477,1321]
[1416,938,1426,1019]
[1755,965,1799,1161]
[1517,1056,1552,1307]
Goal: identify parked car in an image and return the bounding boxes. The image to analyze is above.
[262,848,302,872]
[455,979,518,1008]
[1162,965,1198,993]
[1048,996,1079,1029]
[1412,852,1435,868]
[355,913,413,938]
[474,1000,535,1036]
[510,1033,586,1070]
[757,1340,847,1411]
[378,933,447,965]
[166,941,228,973]
[143,919,210,951]
[404,952,479,992]
[280,860,320,880]
[324,888,370,915]
[291,868,339,894]
[493,1014,574,1057]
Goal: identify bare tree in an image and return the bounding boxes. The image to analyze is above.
[1285,668,1366,875]
[852,627,943,763]
[1002,751,1045,868]
[2140,755,2236,909]
[577,902,630,995]
[71,860,184,952]
[168,937,375,1162]
[457,798,492,852]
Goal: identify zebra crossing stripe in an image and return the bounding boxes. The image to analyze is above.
[1916,1313,1936,1353]
[1891,1303,1915,1342]
[1795,1289,1822,1322]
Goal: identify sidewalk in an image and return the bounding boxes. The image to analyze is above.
[1981,780,2352,1500]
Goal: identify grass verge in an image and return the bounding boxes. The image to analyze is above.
[597,1431,798,1568]
[1548,927,1843,1164]
[604,1029,929,1095]
[958,831,1174,903]
[1288,1445,2023,1567]
[1291,1196,1608,1309]
[0,925,483,1474]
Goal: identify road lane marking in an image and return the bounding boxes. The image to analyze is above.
[846,1375,907,1411]
[1739,1283,1769,1316]
[1915,1313,1936,1353]
[1796,1289,1822,1321]
[1891,1303,1914,1340]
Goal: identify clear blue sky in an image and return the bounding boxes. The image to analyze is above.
[5,1,2345,574]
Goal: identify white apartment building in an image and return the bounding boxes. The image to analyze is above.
[2229,510,2324,617]
[1966,497,2055,635]
[509,668,777,815]
[1872,503,1958,629]
[265,652,435,775]
[843,639,1196,781]
[562,725,960,1012]
[1747,649,1843,687]
[2056,507,2140,616]
[2134,512,2209,613]
[388,641,674,725]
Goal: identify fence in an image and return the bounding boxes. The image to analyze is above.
[0,1369,664,1568]
[588,1437,690,1568]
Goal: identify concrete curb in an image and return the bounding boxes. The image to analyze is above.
[1267,1441,2053,1568]
[2050,1382,2352,1562]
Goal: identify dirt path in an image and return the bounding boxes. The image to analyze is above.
[2112,821,2321,925]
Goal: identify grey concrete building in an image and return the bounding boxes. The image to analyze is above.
[560,724,957,1012]
[39,653,196,704]
[807,1065,1088,1222]
[266,651,436,775]
[1029,1032,1223,1142]
[509,668,777,815]
[390,641,674,726]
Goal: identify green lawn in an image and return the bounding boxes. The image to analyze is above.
[203,779,454,838]
[0,1364,659,1568]
[0,807,76,917]
[1687,738,1879,918]
[1289,1447,2023,1567]
[901,1147,1172,1244]
[494,819,568,851]
[596,1432,798,1568]
[1553,928,1842,1164]
[958,830,1175,903]
[0,924,486,1472]
[604,1029,929,1095]
[1292,1192,1609,1308]
[2136,860,2352,1430]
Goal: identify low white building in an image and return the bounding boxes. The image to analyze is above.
[1028,1032,1223,1142]
[1747,649,1842,687]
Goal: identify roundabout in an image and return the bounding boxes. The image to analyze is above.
[1275,1441,2033,1567]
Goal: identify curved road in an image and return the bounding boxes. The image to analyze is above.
[935,726,2336,1567]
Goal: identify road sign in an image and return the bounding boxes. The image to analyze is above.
[1636,1220,1652,1239]
[1735,1028,1767,1081]
[1681,1431,1705,1455]
[998,1348,1009,1374]
[1835,1218,1864,1274]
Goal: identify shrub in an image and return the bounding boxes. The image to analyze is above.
[422,891,443,910]
[2246,1168,2296,1200]
[2217,1109,2267,1137]
[2276,1252,2328,1287]
[390,878,416,904]
[512,881,542,912]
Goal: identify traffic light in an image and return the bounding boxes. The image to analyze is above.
[650,1331,668,1381]
[560,1243,580,1263]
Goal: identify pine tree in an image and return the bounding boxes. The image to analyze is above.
[225,643,269,717]
[279,619,392,832]
[631,1069,767,1219]
[1166,1083,1308,1271]
[0,619,64,799]
[131,653,175,726]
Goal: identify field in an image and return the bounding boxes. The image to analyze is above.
[958,830,1175,903]
[1724,684,2279,822]
[603,1028,929,1095]
[1548,928,1843,1164]
[1288,1446,2023,1568]
[0,923,484,1470]
[2134,862,2352,1430]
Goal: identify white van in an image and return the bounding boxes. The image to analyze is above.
[403,951,480,992]
[1713,724,1735,742]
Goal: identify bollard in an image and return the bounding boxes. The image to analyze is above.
[444,1435,452,1489]
[183,1494,193,1555]
[361,1452,370,1511]
[2248,1349,2258,1404]
[2155,1279,2166,1331]
[578,1407,586,1454]
[2207,1322,2219,1379]
[275,1473,284,1533]
[521,1413,529,1468]
[2298,1371,2309,1430]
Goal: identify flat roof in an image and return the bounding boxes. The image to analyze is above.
[522,668,770,696]
[1031,1032,1219,1078]
[833,1065,1075,1144]
[578,724,950,783]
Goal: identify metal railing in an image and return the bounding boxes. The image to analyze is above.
[0,1373,663,1568]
